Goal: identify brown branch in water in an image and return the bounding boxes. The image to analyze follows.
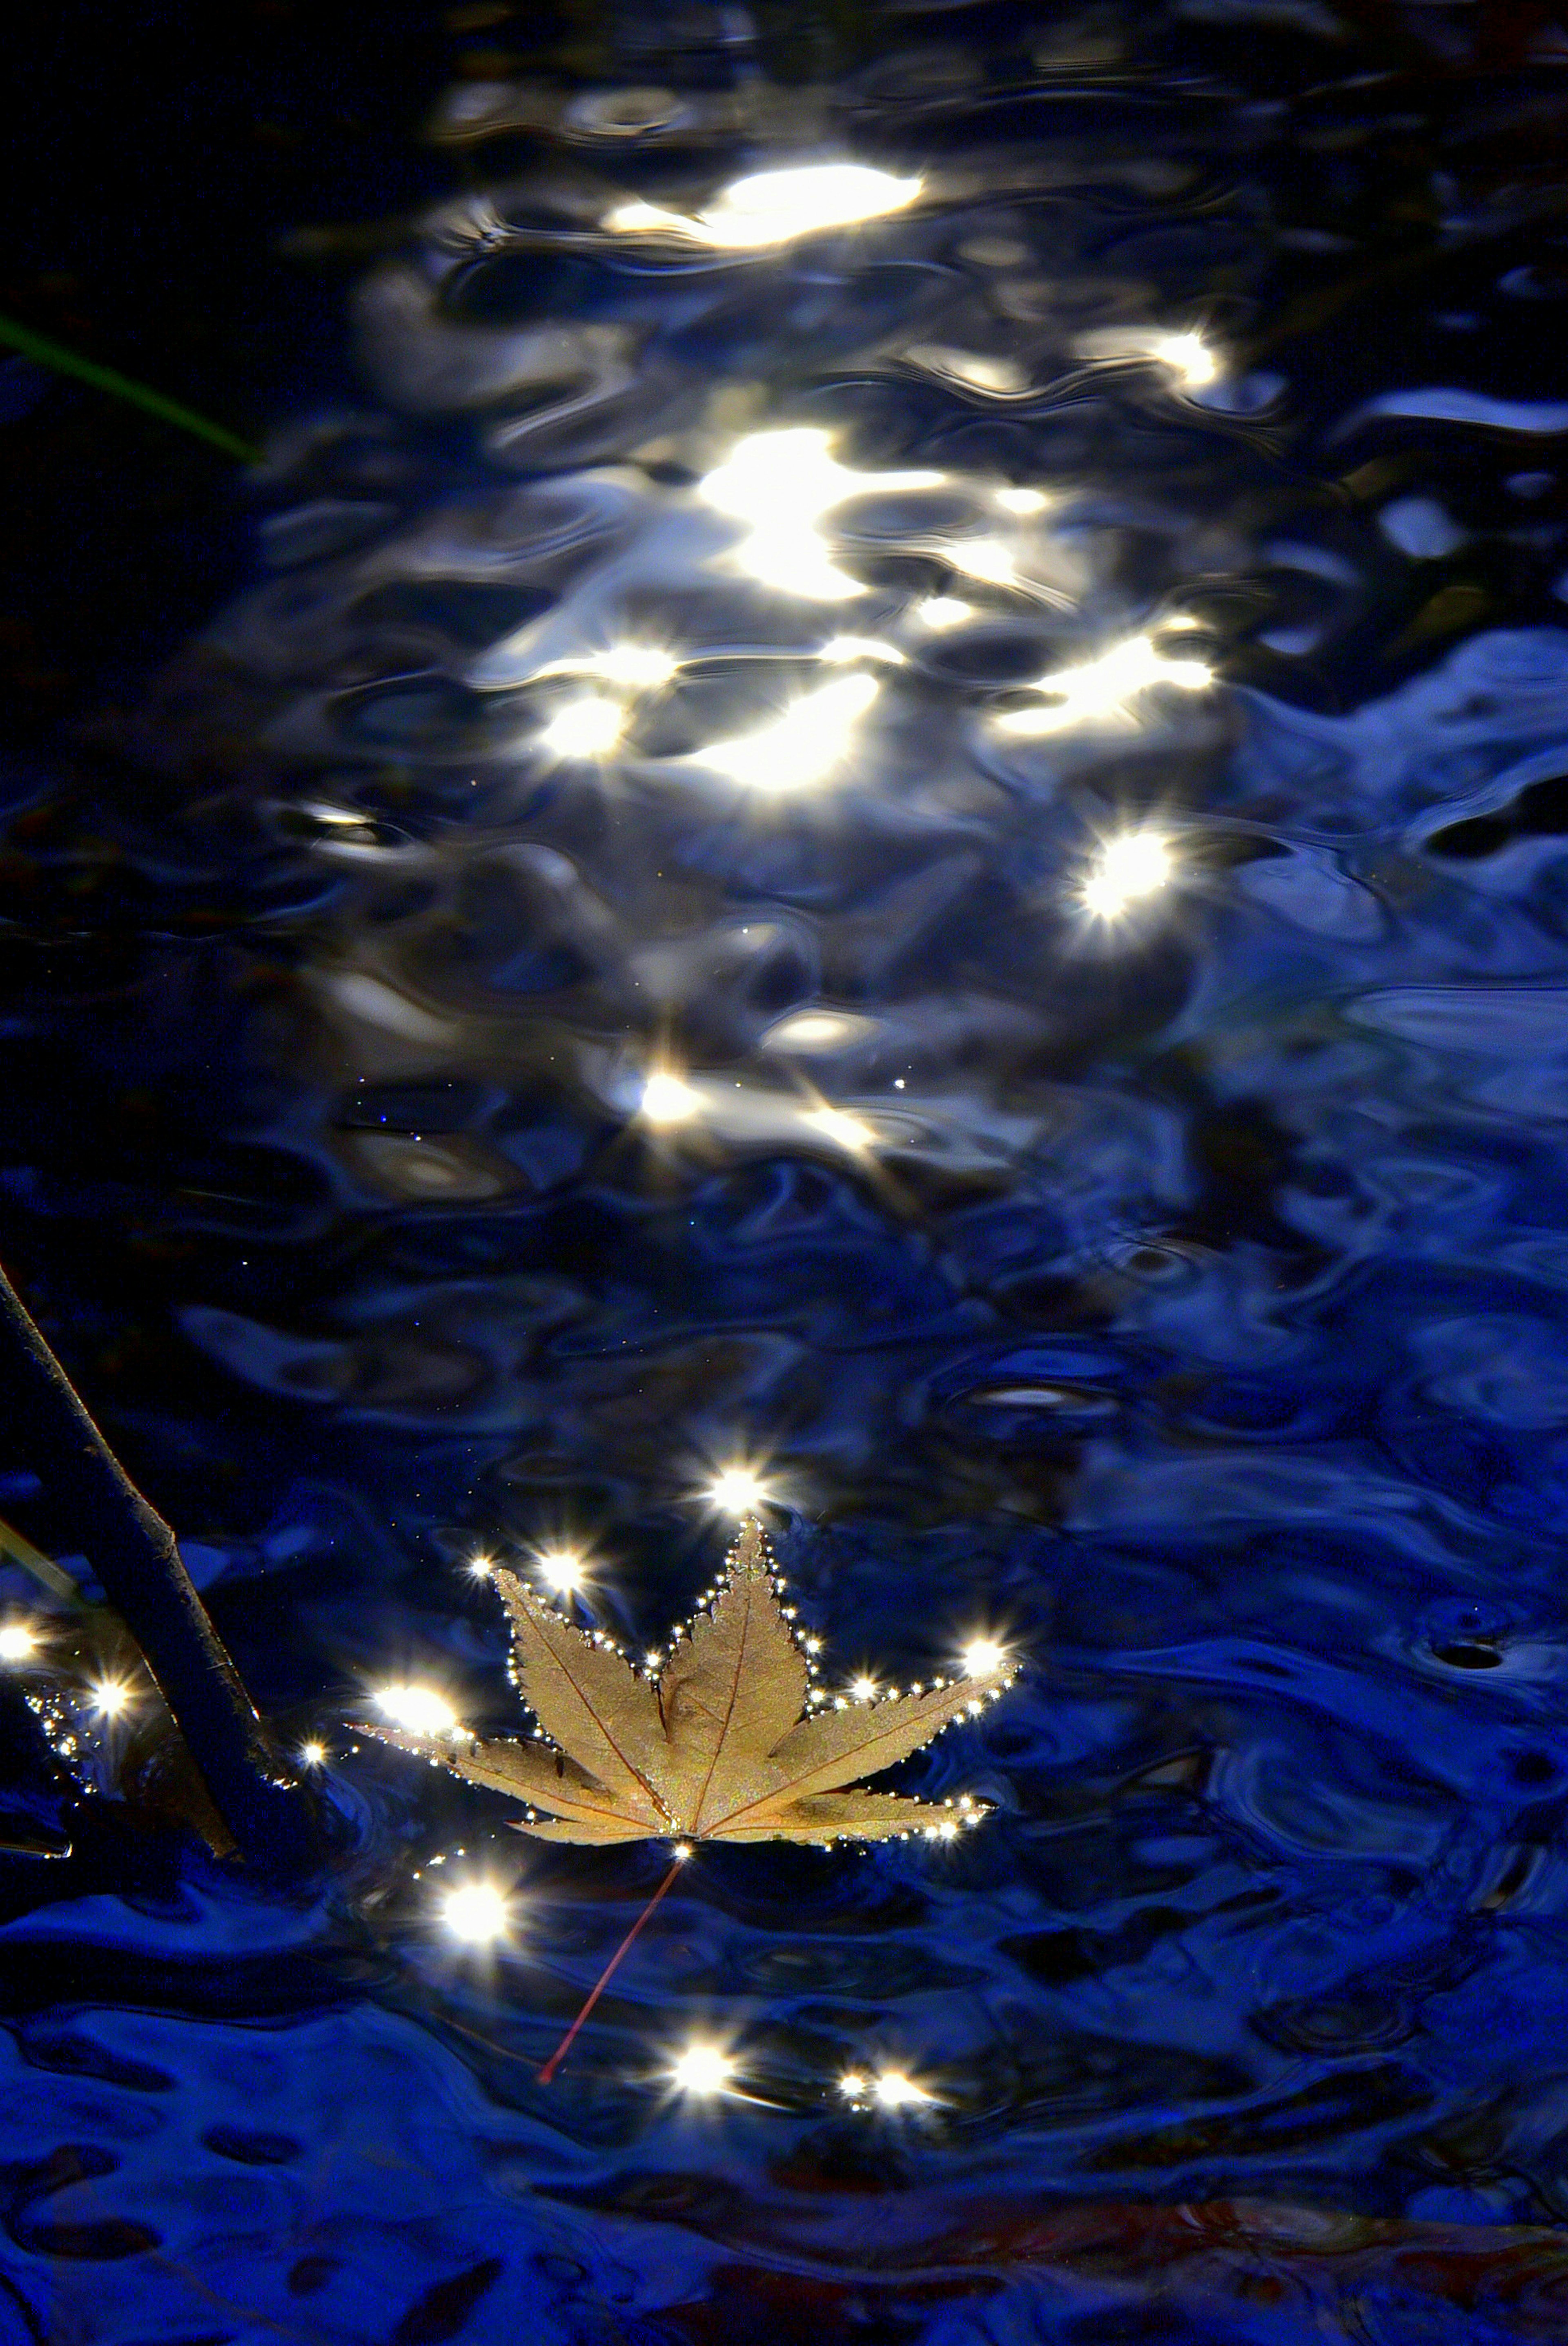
[0,1263,318,1872]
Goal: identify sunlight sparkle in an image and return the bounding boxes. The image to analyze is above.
[87,1678,134,1719]
[699,428,941,602]
[374,1683,464,1738]
[606,163,922,251]
[996,632,1211,737]
[668,2041,737,2094]
[698,672,879,792]
[704,1465,771,1515]
[1080,830,1174,921]
[538,695,626,760]
[961,1638,1007,1678]
[534,1548,588,1597]
[439,1879,512,1946]
[640,1070,704,1126]
[0,1623,39,1663]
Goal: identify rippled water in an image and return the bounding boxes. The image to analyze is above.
[8,3,1568,2338]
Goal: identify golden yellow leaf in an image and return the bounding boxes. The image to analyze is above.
[363,1515,1013,1848]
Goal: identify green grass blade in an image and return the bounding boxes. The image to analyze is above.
[0,313,258,463]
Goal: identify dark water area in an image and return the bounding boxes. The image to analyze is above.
[8,0,1568,2337]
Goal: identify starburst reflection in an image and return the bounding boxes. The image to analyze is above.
[849,1675,878,1700]
[374,1684,465,1738]
[439,1879,513,1946]
[1080,830,1174,921]
[605,163,922,251]
[704,1464,772,1515]
[961,1638,1007,1677]
[534,1547,588,1597]
[87,1678,135,1719]
[537,694,626,760]
[0,1623,39,1663]
[300,1740,327,1768]
[668,2041,737,2095]
[639,1070,704,1126]
[699,672,879,792]
[995,632,1212,737]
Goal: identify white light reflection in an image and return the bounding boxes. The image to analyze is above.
[1074,324,1222,391]
[949,536,1018,587]
[0,1623,39,1663]
[841,2067,936,2108]
[995,632,1212,738]
[571,644,677,691]
[994,485,1049,515]
[639,1070,704,1126]
[818,635,905,667]
[537,695,626,760]
[849,1675,878,1701]
[605,163,922,251]
[87,1678,134,1720]
[913,596,973,630]
[374,1684,466,1738]
[699,428,941,602]
[698,671,879,793]
[1149,330,1220,390]
[534,1547,588,1597]
[802,1105,875,1151]
[300,1740,327,1768]
[961,1638,1007,1678]
[439,1879,513,1947]
[1080,830,1174,921]
[704,1464,772,1515]
[668,2041,737,2095]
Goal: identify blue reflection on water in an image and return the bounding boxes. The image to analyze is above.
[6,2,1568,2338]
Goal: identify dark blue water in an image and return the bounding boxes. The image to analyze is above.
[7,3,1568,2338]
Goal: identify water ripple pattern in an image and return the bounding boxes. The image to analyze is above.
[6,4,1568,2341]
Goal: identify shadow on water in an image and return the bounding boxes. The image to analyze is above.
[7,0,1568,2337]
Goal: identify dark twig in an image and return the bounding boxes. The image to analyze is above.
[0,1263,316,1871]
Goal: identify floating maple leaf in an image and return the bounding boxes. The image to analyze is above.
[367,1516,1014,1847]
[366,1516,1013,2080]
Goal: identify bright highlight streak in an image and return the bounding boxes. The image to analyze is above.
[961,1638,1007,1678]
[699,672,879,793]
[580,644,677,691]
[699,428,942,602]
[802,1105,875,1151]
[439,1880,512,1946]
[995,485,1049,514]
[374,1683,465,1738]
[949,536,1018,586]
[640,1070,704,1126]
[606,163,922,251]
[534,1548,588,1597]
[0,1623,39,1662]
[87,1678,134,1719]
[537,695,626,760]
[872,2069,935,2108]
[913,596,973,630]
[705,1465,771,1515]
[818,635,906,666]
[668,2041,737,2094]
[1149,330,1220,389]
[1080,830,1174,921]
[995,632,1212,738]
